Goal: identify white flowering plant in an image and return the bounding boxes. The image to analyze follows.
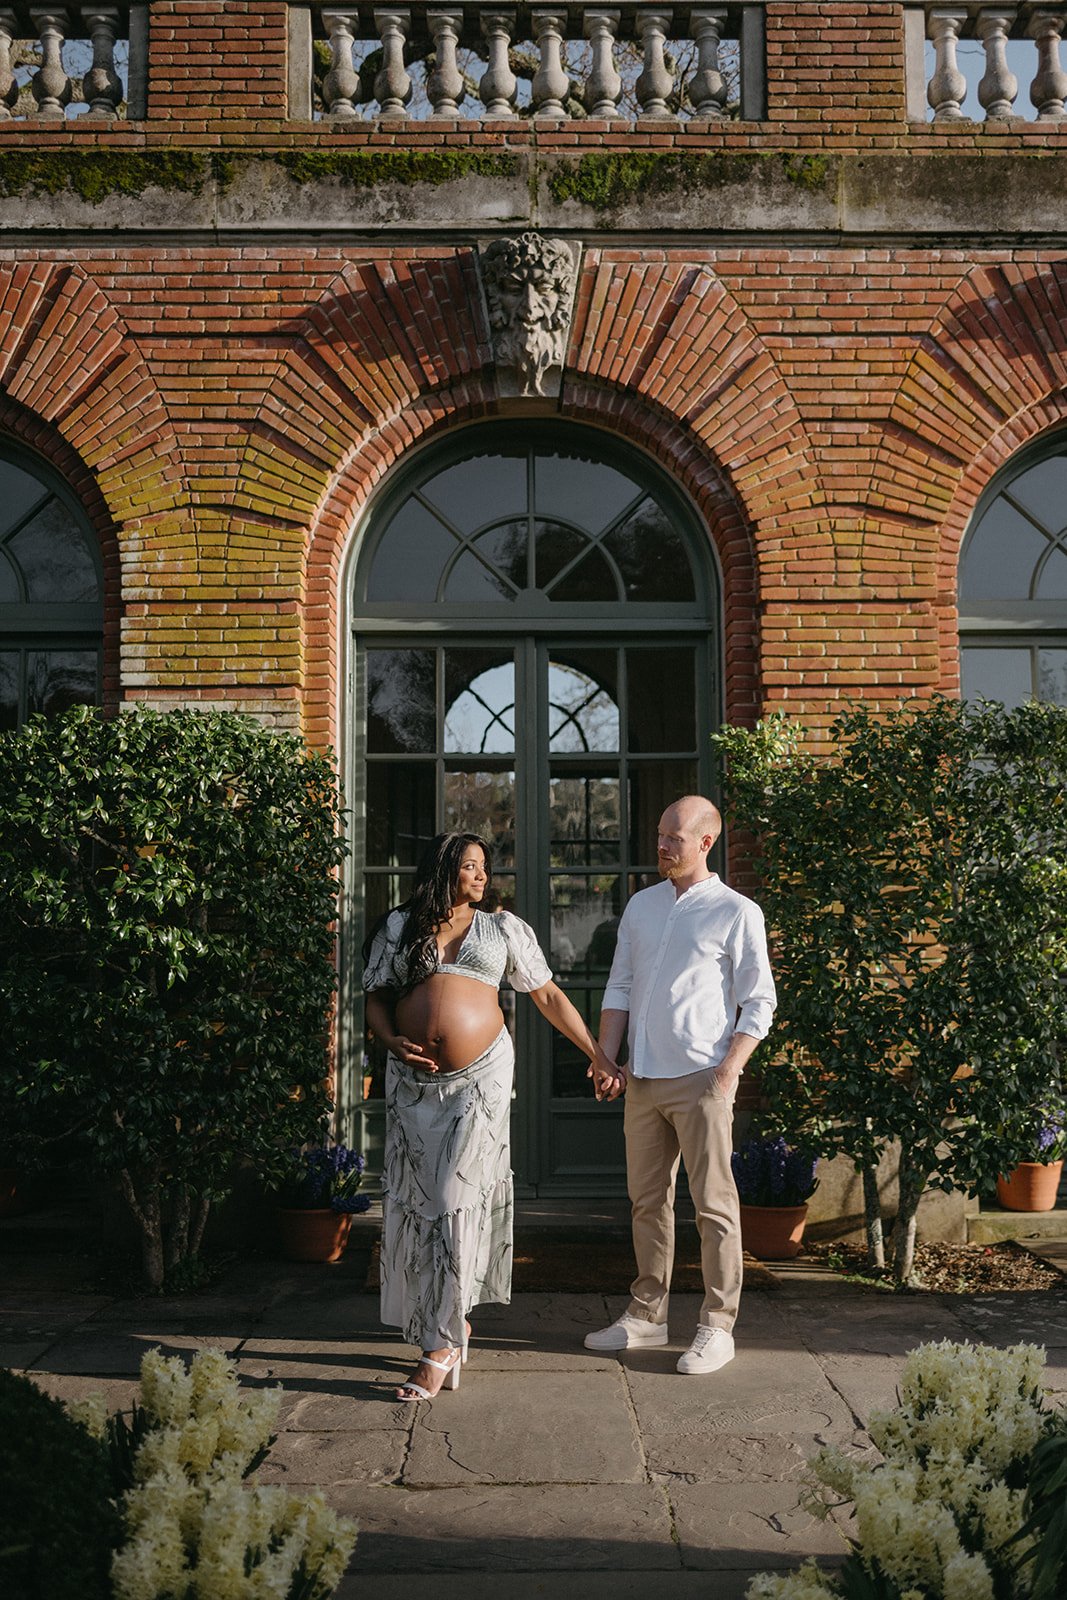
[67,1346,358,1600]
[745,1339,1062,1600]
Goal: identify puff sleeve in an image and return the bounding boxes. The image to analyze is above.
[362,908,406,992]
[498,911,553,992]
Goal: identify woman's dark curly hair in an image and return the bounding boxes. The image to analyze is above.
[363,831,493,992]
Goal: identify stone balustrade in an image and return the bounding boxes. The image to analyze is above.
[0,2,143,118]
[905,1,1067,120]
[289,2,768,122]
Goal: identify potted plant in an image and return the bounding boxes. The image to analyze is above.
[731,1134,818,1259]
[996,1103,1066,1213]
[276,1142,371,1261]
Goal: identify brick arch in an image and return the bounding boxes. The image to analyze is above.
[0,390,123,711]
[0,261,186,522]
[303,375,760,747]
[872,259,1067,578]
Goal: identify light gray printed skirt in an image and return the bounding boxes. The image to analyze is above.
[380,1027,514,1351]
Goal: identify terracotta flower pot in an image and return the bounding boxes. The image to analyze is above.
[739,1202,809,1260]
[276,1206,352,1262]
[996,1160,1064,1213]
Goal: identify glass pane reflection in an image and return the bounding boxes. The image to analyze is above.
[445,651,515,753]
[444,769,516,868]
[10,501,99,603]
[549,774,620,867]
[366,648,435,753]
[627,647,696,752]
[1038,650,1067,705]
[0,652,18,730]
[550,874,620,974]
[27,650,97,716]
[365,762,435,866]
[366,500,457,602]
[605,499,695,602]
[960,647,1032,710]
[548,657,619,752]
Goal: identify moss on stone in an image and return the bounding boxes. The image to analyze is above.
[276,148,519,190]
[0,148,210,203]
[547,149,837,211]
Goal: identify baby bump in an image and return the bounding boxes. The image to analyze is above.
[396,974,505,1072]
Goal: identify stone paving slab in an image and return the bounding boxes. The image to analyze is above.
[258,1427,407,1486]
[403,1369,644,1486]
[325,1483,679,1572]
[26,1330,241,1377]
[462,1292,629,1370]
[670,1480,849,1570]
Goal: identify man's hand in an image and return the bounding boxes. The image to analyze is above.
[588,1050,627,1102]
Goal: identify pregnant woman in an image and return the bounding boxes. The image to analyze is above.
[363,831,616,1402]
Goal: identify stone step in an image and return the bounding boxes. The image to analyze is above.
[969,1207,1067,1245]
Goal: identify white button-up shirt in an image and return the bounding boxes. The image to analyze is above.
[602,875,776,1079]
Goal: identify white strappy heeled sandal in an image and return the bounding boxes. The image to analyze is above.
[397,1345,462,1402]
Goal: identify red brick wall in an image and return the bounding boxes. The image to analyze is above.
[2,4,1067,751]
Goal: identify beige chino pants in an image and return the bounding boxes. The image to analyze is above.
[623,1066,741,1332]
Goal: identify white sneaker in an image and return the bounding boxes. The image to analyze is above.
[676,1327,735,1374]
[584,1313,669,1350]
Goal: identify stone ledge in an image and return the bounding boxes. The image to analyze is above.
[1,148,1066,237]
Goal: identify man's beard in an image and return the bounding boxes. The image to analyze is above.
[658,859,681,879]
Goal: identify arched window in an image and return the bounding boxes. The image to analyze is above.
[0,447,102,728]
[349,423,719,1192]
[959,440,1067,706]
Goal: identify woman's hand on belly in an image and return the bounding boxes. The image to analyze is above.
[396,975,504,1073]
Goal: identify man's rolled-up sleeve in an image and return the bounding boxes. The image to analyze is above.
[601,905,634,1012]
[729,903,777,1038]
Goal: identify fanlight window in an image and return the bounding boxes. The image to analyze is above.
[959,444,1067,709]
[0,452,102,729]
[365,442,698,607]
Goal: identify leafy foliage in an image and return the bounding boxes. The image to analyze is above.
[0,706,347,1286]
[278,1143,371,1213]
[713,696,1067,1283]
[0,1368,121,1600]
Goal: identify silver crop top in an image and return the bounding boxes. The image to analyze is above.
[362,907,552,994]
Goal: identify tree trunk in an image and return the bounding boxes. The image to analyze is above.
[119,1168,165,1289]
[891,1151,927,1285]
[861,1161,885,1269]
[164,1185,191,1274]
[189,1191,212,1260]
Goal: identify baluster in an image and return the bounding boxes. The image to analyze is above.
[82,8,123,117]
[0,10,19,119]
[427,9,464,116]
[583,10,621,119]
[1028,9,1067,120]
[374,9,411,117]
[479,11,517,118]
[635,10,675,119]
[689,7,729,119]
[532,9,570,118]
[322,9,362,118]
[977,10,1018,118]
[29,9,72,118]
[927,8,968,120]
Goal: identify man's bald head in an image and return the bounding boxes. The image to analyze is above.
[656,796,721,887]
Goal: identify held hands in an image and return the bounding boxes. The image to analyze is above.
[588,1046,626,1103]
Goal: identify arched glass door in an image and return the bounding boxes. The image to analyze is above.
[348,425,719,1193]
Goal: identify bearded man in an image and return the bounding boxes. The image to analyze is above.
[586,795,777,1375]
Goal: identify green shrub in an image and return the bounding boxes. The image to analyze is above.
[0,1368,120,1600]
[0,706,348,1287]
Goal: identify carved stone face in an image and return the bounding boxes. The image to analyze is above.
[481,233,577,397]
